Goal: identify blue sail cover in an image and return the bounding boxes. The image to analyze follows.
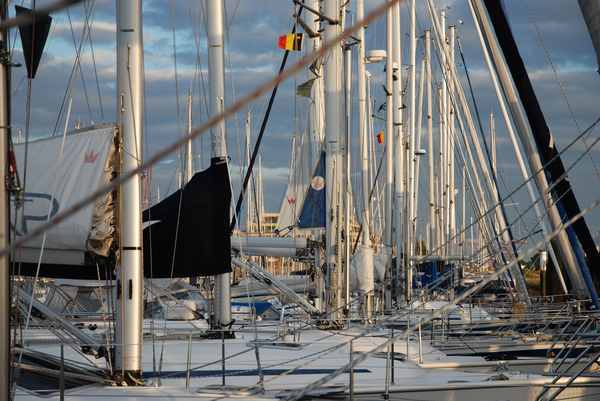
[298,152,326,228]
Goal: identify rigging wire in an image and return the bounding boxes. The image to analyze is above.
[283,197,600,401]
[229,4,304,232]
[0,0,482,264]
[223,0,251,229]
[66,6,93,121]
[430,116,600,267]
[50,0,96,136]
[457,32,531,236]
[17,96,73,373]
[191,5,210,169]
[437,17,520,261]
[169,0,184,185]
[84,0,104,121]
[532,21,600,185]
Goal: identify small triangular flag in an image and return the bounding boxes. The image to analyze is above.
[16,5,52,79]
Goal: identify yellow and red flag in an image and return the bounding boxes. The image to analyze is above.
[377,131,384,144]
[278,32,303,51]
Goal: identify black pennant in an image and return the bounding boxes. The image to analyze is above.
[16,5,52,79]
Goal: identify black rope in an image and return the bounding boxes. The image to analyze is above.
[229,6,304,232]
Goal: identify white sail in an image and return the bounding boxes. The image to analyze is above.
[12,125,116,265]
[276,129,313,231]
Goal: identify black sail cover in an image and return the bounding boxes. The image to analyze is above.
[143,160,232,277]
[17,160,232,279]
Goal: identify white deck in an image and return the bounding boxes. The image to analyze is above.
[14,322,600,401]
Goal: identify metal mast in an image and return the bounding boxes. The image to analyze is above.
[356,0,374,317]
[186,89,193,182]
[245,111,253,232]
[115,0,144,379]
[384,0,394,309]
[391,0,403,303]
[448,24,456,255]
[468,0,591,300]
[207,0,231,328]
[405,0,417,302]
[425,30,435,257]
[343,39,352,311]
[0,0,10,395]
[439,10,448,256]
[323,0,343,321]
[466,0,566,292]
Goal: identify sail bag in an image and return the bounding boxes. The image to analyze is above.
[143,159,232,277]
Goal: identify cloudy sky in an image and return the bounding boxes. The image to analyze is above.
[9,0,600,243]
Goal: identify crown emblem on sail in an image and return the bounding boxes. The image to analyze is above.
[287,196,296,204]
[84,150,99,164]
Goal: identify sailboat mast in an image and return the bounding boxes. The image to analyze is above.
[245,111,253,232]
[0,0,9,395]
[206,0,231,328]
[448,24,456,255]
[384,0,394,308]
[115,0,144,379]
[356,0,375,318]
[391,0,403,304]
[343,40,352,310]
[406,0,417,302]
[186,89,193,182]
[439,10,447,257]
[323,0,343,321]
[469,0,593,302]
[426,29,435,258]
[357,0,370,247]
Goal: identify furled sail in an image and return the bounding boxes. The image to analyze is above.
[15,128,232,279]
[12,125,117,268]
[579,0,600,72]
[276,130,314,231]
[142,159,232,277]
[297,151,326,229]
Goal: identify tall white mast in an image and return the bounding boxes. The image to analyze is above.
[207,0,231,328]
[343,39,352,310]
[186,89,194,182]
[426,30,436,258]
[323,0,343,321]
[428,0,530,302]
[258,155,264,225]
[384,0,395,308]
[306,0,324,154]
[439,10,448,256]
[490,113,498,234]
[115,0,144,378]
[356,0,374,317]
[391,0,403,303]
[448,24,456,255]
[467,0,567,293]
[405,0,417,302]
[245,111,253,232]
[357,0,370,247]
[413,59,426,253]
[461,166,466,259]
